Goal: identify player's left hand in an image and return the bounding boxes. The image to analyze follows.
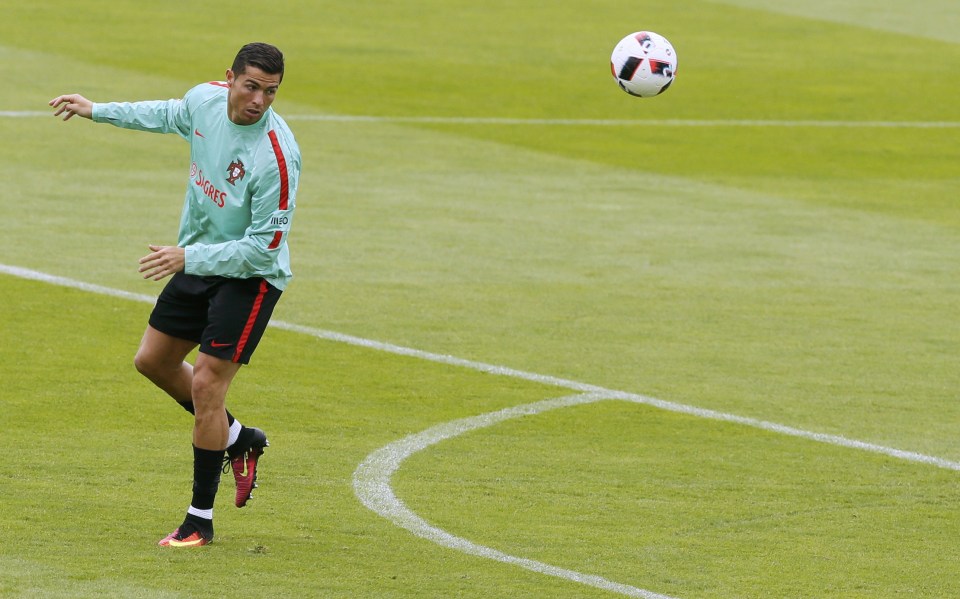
[138,245,185,281]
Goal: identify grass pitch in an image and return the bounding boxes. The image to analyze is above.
[2,0,959,597]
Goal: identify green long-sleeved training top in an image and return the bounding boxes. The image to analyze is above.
[92,81,300,290]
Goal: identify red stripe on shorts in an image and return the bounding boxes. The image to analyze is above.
[233,280,269,363]
[268,130,289,210]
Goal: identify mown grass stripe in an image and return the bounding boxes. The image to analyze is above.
[4,262,959,474]
[5,110,960,128]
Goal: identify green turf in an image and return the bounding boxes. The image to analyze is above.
[1,0,959,596]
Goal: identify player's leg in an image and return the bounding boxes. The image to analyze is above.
[158,350,245,547]
[204,277,282,508]
[136,272,206,410]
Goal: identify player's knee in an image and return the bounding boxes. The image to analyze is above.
[133,349,155,378]
[133,347,174,383]
[191,371,227,408]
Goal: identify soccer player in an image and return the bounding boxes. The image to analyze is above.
[49,42,301,548]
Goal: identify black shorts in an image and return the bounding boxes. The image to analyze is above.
[148,273,282,365]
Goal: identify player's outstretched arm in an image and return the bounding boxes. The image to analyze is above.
[49,94,94,121]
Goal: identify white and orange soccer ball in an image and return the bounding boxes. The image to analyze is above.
[610,31,678,97]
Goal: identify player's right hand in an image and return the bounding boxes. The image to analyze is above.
[49,94,93,121]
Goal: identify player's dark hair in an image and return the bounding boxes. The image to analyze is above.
[232,42,285,83]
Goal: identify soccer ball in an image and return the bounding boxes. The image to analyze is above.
[610,31,678,97]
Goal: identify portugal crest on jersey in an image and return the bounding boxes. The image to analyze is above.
[226,159,246,185]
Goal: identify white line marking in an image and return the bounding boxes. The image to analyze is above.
[0,264,157,303]
[5,110,959,128]
[5,263,960,596]
[353,392,677,599]
[270,321,960,472]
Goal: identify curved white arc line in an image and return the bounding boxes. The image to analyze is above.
[5,263,960,472]
[353,392,960,597]
[353,393,677,599]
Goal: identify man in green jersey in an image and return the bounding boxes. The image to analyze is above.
[49,42,301,547]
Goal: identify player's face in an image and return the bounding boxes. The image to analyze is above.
[226,66,281,125]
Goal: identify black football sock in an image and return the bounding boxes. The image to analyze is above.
[190,444,224,514]
[181,445,223,540]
